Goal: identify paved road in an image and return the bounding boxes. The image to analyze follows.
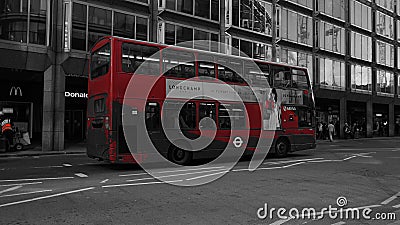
[0,138,399,225]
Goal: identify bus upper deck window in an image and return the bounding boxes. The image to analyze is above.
[122,43,160,75]
[163,50,195,79]
[91,43,111,79]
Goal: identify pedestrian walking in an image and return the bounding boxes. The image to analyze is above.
[328,122,335,142]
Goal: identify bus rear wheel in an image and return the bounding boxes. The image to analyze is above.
[275,139,289,158]
[168,145,192,165]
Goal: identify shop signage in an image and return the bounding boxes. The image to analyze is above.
[2,108,14,114]
[65,92,88,98]
[9,86,22,97]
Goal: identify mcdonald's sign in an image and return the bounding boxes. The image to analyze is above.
[9,86,22,97]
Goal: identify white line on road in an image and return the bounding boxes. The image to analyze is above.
[269,218,292,225]
[331,222,346,225]
[393,204,400,208]
[186,171,229,181]
[263,158,324,165]
[126,168,228,182]
[233,162,307,172]
[63,164,72,167]
[0,187,94,208]
[0,177,74,182]
[0,182,42,187]
[119,166,225,177]
[0,186,22,194]
[102,180,182,188]
[100,179,109,184]
[75,173,88,178]
[381,192,400,205]
[0,190,52,198]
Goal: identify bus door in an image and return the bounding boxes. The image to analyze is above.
[281,105,299,149]
[296,107,315,149]
[87,95,109,159]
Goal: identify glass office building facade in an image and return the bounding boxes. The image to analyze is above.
[1,0,400,150]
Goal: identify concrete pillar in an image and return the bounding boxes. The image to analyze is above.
[54,64,65,150]
[339,97,347,139]
[42,64,65,151]
[389,103,395,136]
[366,100,373,138]
[42,66,55,151]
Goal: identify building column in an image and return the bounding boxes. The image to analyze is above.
[339,97,347,139]
[42,64,65,151]
[366,100,373,138]
[42,66,55,151]
[389,103,395,136]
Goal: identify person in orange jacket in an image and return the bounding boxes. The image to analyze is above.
[1,115,14,152]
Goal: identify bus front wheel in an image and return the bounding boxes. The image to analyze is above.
[168,145,192,165]
[275,139,289,158]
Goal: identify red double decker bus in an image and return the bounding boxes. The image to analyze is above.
[87,36,316,164]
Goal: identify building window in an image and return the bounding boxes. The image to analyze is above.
[350,0,371,31]
[0,0,48,45]
[114,12,135,40]
[72,2,86,51]
[165,0,219,21]
[279,48,313,85]
[350,64,372,92]
[319,57,345,90]
[228,36,272,61]
[376,70,394,95]
[280,8,312,46]
[376,11,394,39]
[351,32,372,62]
[287,0,312,8]
[230,0,272,35]
[87,6,112,50]
[163,22,218,51]
[376,41,394,67]
[376,0,394,11]
[316,0,345,21]
[318,20,345,54]
[71,2,149,52]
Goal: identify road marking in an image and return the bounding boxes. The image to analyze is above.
[234,162,307,172]
[119,166,225,177]
[63,164,72,167]
[269,218,292,225]
[0,182,42,187]
[102,180,182,188]
[186,171,229,181]
[343,156,358,161]
[381,192,400,205]
[100,179,109,184]
[0,187,94,208]
[126,168,228,182]
[0,190,52,198]
[0,177,74,182]
[0,186,22,194]
[33,166,64,169]
[331,222,346,225]
[308,159,343,163]
[75,173,88,178]
[264,158,324,165]
[393,204,400,208]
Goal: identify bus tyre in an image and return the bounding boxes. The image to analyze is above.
[168,145,193,166]
[275,139,289,158]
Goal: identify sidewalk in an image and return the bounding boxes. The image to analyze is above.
[0,141,86,158]
[316,136,400,145]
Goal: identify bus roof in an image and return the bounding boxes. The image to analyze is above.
[96,36,310,73]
